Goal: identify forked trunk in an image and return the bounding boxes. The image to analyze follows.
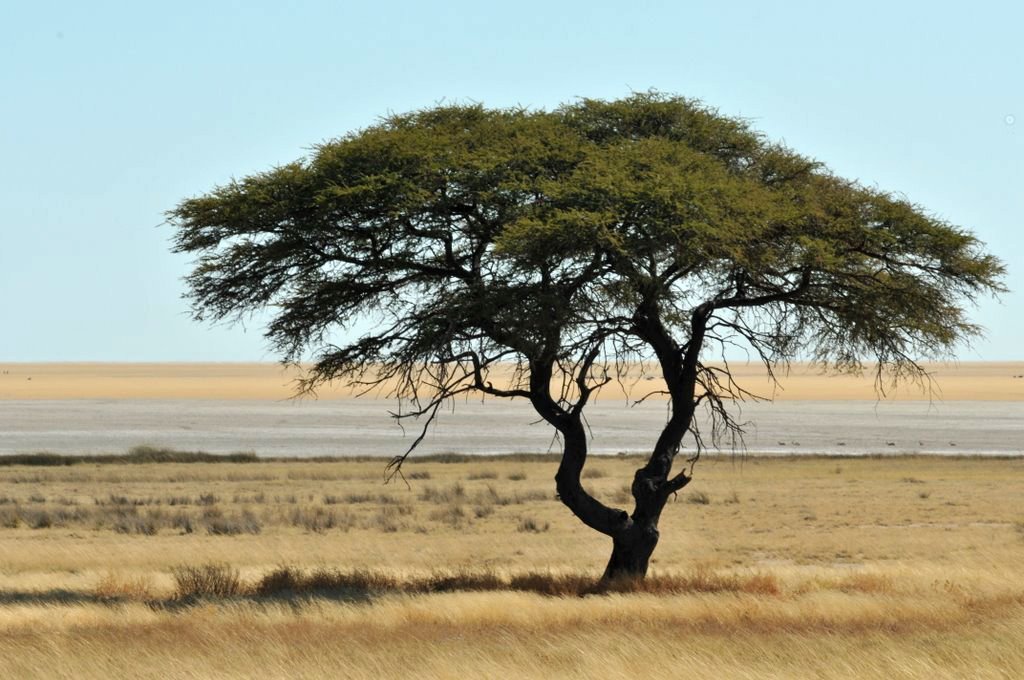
[601,472,674,580]
[603,521,660,580]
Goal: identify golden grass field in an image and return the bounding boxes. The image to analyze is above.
[0,453,1022,679]
[3,361,1024,400]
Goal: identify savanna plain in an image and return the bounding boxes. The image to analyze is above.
[1,450,1022,679]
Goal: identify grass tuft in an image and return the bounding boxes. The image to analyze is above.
[517,516,549,533]
[290,507,338,533]
[686,490,711,505]
[172,563,242,599]
[204,511,262,535]
[419,483,466,503]
[94,572,156,601]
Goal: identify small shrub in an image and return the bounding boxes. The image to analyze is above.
[407,470,431,480]
[171,512,194,534]
[0,507,20,528]
[467,470,498,480]
[365,508,402,532]
[201,506,223,520]
[473,504,495,519]
[419,483,466,504]
[255,567,400,596]
[254,566,301,595]
[291,506,337,533]
[205,511,261,535]
[127,445,257,464]
[286,470,340,481]
[476,484,550,506]
[517,516,549,533]
[582,468,606,479]
[339,493,376,504]
[53,506,89,524]
[172,563,242,599]
[686,490,711,505]
[113,515,158,535]
[28,493,46,504]
[23,509,54,529]
[506,471,527,481]
[429,504,468,528]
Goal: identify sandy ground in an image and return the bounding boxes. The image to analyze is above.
[1,361,1023,401]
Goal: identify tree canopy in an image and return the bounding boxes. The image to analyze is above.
[170,93,1005,578]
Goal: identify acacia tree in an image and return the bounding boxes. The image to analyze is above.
[170,94,1004,579]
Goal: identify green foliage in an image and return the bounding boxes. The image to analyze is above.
[171,93,1003,395]
[169,93,1004,550]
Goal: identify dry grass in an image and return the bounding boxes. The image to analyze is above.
[241,564,782,598]
[171,563,243,599]
[0,454,1022,678]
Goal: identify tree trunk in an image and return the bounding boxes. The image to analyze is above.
[603,521,660,580]
[601,466,680,581]
[528,356,688,582]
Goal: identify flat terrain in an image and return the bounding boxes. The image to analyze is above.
[2,363,1023,457]
[3,361,1024,400]
[0,454,1021,678]
[3,398,1022,456]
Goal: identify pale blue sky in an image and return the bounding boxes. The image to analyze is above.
[1,1,1020,361]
